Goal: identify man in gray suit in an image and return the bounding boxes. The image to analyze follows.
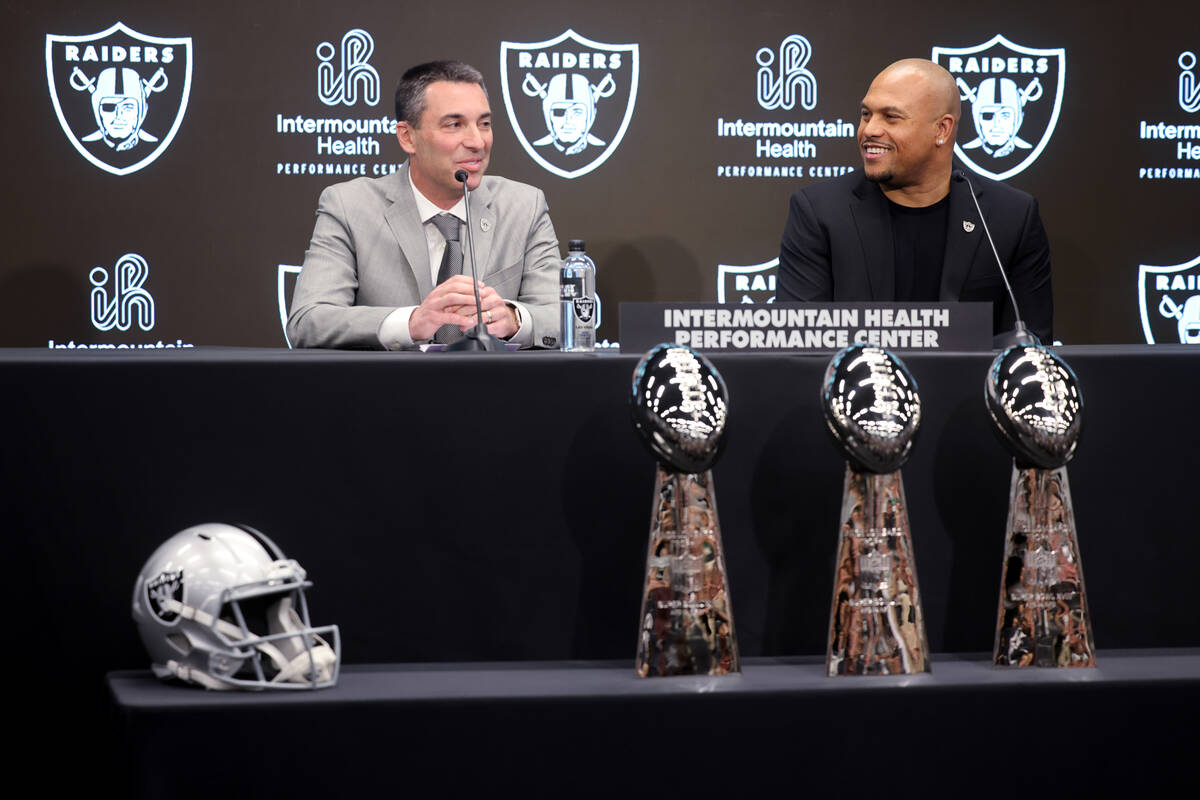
[288,61,561,349]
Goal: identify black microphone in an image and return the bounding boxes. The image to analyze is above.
[953,169,1038,348]
[442,169,507,353]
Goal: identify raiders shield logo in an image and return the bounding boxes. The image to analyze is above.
[500,29,639,179]
[573,296,595,323]
[932,35,1064,181]
[146,570,184,624]
[46,22,193,176]
[278,264,302,347]
[717,259,778,304]
[1138,254,1200,344]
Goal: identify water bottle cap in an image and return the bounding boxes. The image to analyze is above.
[567,239,586,251]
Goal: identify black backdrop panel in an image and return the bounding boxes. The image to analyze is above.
[2,1,1199,348]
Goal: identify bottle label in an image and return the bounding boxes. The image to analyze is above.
[573,296,595,324]
[560,275,583,300]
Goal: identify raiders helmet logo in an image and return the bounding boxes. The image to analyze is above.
[932,35,1065,181]
[46,22,193,176]
[500,29,639,179]
[146,570,184,624]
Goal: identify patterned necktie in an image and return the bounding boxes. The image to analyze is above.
[430,214,464,344]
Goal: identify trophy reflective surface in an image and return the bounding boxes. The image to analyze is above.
[822,345,930,676]
[986,345,1095,667]
[631,343,739,677]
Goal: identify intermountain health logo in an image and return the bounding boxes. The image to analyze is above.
[1136,50,1200,181]
[756,35,817,111]
[275,28,401,177]
[1180,51,1199,113]
[501,29,639,179]
[91,252,154,331]
[47,253,194,349]
[716,35,856,180]
[46,22,192,176]
[317,28,379,107]
[933,34,1064,181]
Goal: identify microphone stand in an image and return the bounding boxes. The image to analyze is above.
[954,170,1040,349]
[444,169,508,353]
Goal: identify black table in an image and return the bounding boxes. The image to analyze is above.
[107,650,1200,796]
[3,345,1196,785]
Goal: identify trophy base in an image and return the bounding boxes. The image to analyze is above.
[994,464,1096,668]
[635,466,740,678]
[827,466,930,676]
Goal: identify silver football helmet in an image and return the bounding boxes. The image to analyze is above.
[131,523,340,690]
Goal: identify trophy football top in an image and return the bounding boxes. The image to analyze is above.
[821,344,921,474]
[986,344,1083,469]
[631,343,729,473]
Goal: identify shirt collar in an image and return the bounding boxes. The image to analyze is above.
[408,169,466,224]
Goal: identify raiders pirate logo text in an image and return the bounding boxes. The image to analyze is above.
[146,570,184,624]
[1138,254,1200,344]
[717,259,778,304]
[501,29,639,179]
[932,35,1064,181]
[573,296,595,324]
[46,22,192,176]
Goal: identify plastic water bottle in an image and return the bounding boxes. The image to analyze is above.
[560,239,596,351]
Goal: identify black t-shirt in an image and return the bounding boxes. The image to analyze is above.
[888,195,949,302]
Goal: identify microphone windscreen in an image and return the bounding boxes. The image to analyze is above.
[454,169,468,183]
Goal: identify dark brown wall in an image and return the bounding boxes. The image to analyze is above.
[4,0,1198,347]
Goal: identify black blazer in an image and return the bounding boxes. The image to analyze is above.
[777,170,1053,342]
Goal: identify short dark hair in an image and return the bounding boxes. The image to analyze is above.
[394,61,487,126]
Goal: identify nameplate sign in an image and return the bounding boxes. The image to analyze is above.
[619,302,992,353]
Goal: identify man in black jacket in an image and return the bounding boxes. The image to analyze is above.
[777,58,1052,342]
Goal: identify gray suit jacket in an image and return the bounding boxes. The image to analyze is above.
[287,163,562,349]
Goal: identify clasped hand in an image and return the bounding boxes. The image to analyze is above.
[408,274,519,341]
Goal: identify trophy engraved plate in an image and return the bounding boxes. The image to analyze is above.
[822,345,930,676]
[631,344,739,677]
[987,345,1095,667]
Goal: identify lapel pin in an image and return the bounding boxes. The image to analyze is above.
[480,217,492,232]
[963,220,976,233]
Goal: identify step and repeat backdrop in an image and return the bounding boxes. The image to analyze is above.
[2,0,1197,348]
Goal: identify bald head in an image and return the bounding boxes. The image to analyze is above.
[875,59,961,122]
[857,58,960,202]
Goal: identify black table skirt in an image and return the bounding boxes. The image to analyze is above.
[3,344,1197,784]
